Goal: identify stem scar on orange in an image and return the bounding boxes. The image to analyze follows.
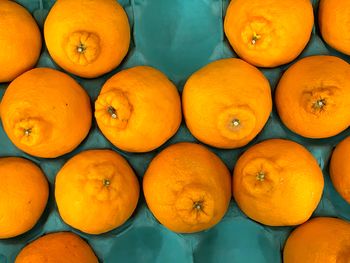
[182,58,272,149]
[143,142,231,233]
[0,0,42,83]
[0,68,92,158]
[319,0,350,56]
[283,217,350,263]
[330,136,350,204]
[0,157,48,239]
[55,149,140,235]
[233,139,324,226]
[44,0,130,78]
[95,66,182,153]
[15,232,99,263]
[224,0,314,67]
[275,55,350,139]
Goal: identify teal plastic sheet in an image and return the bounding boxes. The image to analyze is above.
[1,0,350,262]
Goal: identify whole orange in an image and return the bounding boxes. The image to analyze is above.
[224,0,313,67]
[0,0,41,82]
[319,0,350,55]
[182,58,272,149]
[330,136,350,204]
[0,157,48,239]
[0,68,92,158]
[15,232,98,263]
[233,139,324,226]
[143,142,231,233]
[55,149,140,235]
[276,55,350,138]
[95,66,181,152]
[44,0,130,78]
[284,217,350,263]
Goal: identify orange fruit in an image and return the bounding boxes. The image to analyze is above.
[0,157,48,239]
[276,55,350,138]
[44,0,130,78]
[182,58,272,149]
[55,149,139,234]
[0,67,92,158]
[284,217,350,263]
[143,142,231,233]
[224,0,313,67]
[15,232,98,263]
[95,66,181,152]
[319,0,350,55]
[330,136,350,204]
[233,139,324,226]
[0,0,41,82]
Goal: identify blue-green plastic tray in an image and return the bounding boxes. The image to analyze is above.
[1,0,350,262]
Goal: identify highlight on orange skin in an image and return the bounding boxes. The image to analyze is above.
[275,55,350,139]
[233,139,324,226]
[224,0,314,67]
[182,58,272,149]
[0,68,92,158]
[95,66,182,153]
[143,142,231,233]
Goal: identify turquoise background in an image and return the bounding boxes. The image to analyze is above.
[1,0,350,262]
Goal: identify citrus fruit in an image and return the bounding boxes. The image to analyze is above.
[330,136,350,204]
[44,0,130,78]
[319,0,350,55]
[55,149,140,234]
[0,157,48,239]
[224,0,313,67]
[143,142,231,233]
[275,55,350,138]
[15,232,98,263]
[95,66,181,152]
[182,58,272,149]
[0,0,41,82]
[284,217,350,263]
[233,139,324,226]
[0,67,92,158]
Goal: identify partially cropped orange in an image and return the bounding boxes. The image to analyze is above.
[319,0,350,55]
[55,149,139,235]
[95,66,181,152]
[44,0,130,78]
[330,136,350,204]
[0,68,92,158]
[0,157,48,239]
[224,0,313,67]
[0,0,41,82]
[276,56,350,138]
[15,232,98,263]
[143,142,231,233]
[284,217,350,263]
[183,58,272,149]
[233,139,324,226]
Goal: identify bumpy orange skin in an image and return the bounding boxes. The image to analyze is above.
[330,136,350,204]
[224,0,313,67]
[183,58,272,149]
[95,66,182,152]
[284,217,350,263]
[0,0,41,82]
[0,68,92,158]
[143,142,231,233]
[44,0,130,78]
[0,157,48,239]
[319,0,350,55]
[15,232,98,263]
[276,56,350,139]
[55,150,140,235]
[233,139,324,226]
